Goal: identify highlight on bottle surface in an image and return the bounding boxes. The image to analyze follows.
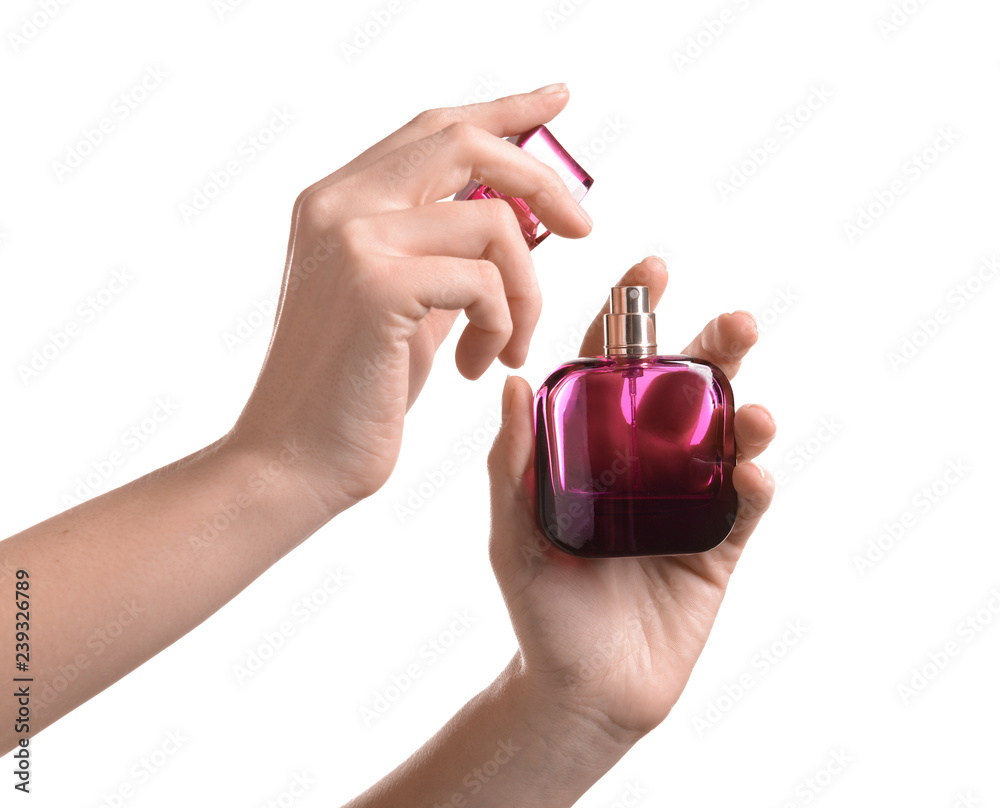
[534,286,738,557]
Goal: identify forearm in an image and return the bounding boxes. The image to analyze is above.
[344,654,639,808]
[0,433,348,754]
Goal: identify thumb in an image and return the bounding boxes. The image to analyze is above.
[487,375,550,580]
[488,375,534,493]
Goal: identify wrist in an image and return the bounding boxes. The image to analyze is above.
[501,654,643,781]
[196,432,347,552]
[220,427,360,527]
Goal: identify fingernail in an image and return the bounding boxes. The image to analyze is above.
[645,255,667,269]
[501,375,514,424]
[531,82,568,95]
[578,205,593,229]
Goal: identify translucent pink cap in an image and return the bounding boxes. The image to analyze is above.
[453,125,593,249]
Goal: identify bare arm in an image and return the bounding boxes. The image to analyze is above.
[0,435,338,755]
[0,85,590,756]
[343,655,635,808]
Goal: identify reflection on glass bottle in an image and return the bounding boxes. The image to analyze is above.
[534,286,737,557]
[453,125,594,250]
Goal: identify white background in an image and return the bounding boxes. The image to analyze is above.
[2,0,999,805]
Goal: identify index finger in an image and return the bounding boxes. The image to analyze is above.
[338,84,572,179]
[578,256,668,356]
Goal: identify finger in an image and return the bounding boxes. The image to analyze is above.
[488,375,535,495]
[680,311,758,380]
[386,255,512,380]
[487,375,552,582]
[725,462,775,552]
[364,121,591,237]
[356,201,538,367]
[404,308,462,409]
[578,256,668,356]
[734,404,777,463]
[337,85,572,179]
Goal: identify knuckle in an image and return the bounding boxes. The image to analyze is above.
[524,286,543,324]
[337,216,367,249]
[334,217,377,268]
[296,185,338,232]
[534,165,566,208]
[484,196,519,230]
[442,120,482,149]
[475,258,502,291]
[410,106,460,131]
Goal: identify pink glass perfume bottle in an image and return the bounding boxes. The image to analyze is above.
[534,286,738,557]
[454,125,593,249]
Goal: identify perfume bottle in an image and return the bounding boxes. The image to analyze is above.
[534,286,738,557]
[454,125,593,249]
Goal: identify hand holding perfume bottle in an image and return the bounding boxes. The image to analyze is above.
[487,256,776,742]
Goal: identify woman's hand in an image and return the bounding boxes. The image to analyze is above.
[232,84,592,515]
[487,256,777,744]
